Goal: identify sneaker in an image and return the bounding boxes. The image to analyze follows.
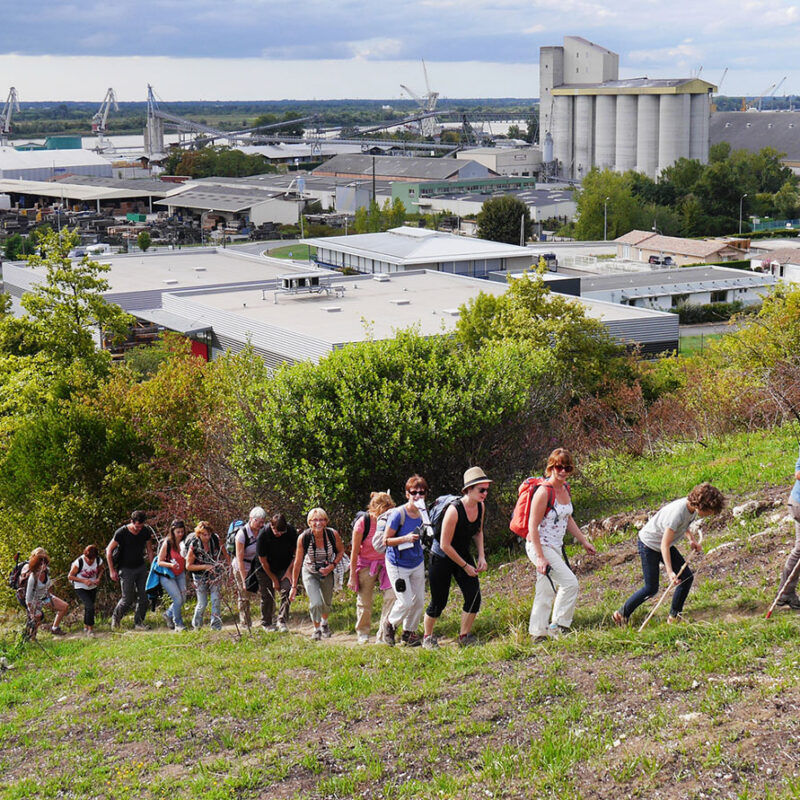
[357,632,370,645]
[174,625,186,633]
[134,623,151,631]
[404,631,423,647]
[548,624,571,638]
[666,613,685,625]
[264,624,278,633]
[50,627,65,637]
[84,628,94,638]
[612,610,627,627]
[320,622,332,639]
[458,632,478,647]
[422,634,439,650]
[110,616,120,631]
[276,621,288,633]
[777,595,800,610]
[163,610,175,630]
[382,620,396,647]
[532,633,550,643]
[312,628,322,641]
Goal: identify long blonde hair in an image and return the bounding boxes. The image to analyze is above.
[367,492,395,518]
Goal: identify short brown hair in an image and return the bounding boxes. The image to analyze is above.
[404,474,429,494]
[83,544,99,560]
[688,483,725,514]
[544,448,574,478]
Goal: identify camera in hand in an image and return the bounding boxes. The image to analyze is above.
[413,498,435,548]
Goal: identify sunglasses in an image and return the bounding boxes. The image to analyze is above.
[553,464,573,473]
[409,489,427,496]
[475,487,490,494]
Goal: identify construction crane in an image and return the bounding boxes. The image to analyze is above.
[761,76,788,110]
[400,60,439,137]
[92,88,118,134]
[1,87,20,143]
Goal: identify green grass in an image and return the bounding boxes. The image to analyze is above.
[267,243,316,260]
[679,333,724,355]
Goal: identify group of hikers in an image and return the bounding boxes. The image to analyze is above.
[15,445,800,645]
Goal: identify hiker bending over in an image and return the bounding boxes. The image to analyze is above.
[527,448,597,641]
[774,447,800,610]
[25,548,68,638]
[186,521,228,630]
[232,507,267,629]
[256,513,299,632]
[382,478,427,647]
[423,467,490,650]
[614,483,725,626]
[348,492,396,644]
[107,510,155,631]
[68,544,104,637]
[290,508,343,641]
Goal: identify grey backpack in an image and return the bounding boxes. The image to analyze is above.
[371,506,406,554]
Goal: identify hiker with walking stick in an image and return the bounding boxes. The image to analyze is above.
[613,483,725,627]
[772,446,800,611]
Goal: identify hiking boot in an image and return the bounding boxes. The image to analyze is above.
[458,632,478,647]
[163,610,175,630]
[320,622,332,639]
[403,631,423,647]
[134,622,151,631]
[264,624,278,633]
[666,613,685,625]
[422,634,439,650]
[84,628,94,638]
[532,633,550,643]
[777,595,800,610]
[312,628,322,641]
[382,620,396,647]
[548,624,571,638]
[50,627,65,637]
[276,621,288,633]
[110,616,120,631]
[612,610,627,627]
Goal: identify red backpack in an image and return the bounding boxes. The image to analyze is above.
[509,477,570,538]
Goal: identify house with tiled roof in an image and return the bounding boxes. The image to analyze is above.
[614,230,746,265]
[750,247,800,282]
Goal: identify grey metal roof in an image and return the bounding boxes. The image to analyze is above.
[130,308,212,335]
[580,266,776,292]
[313,154,470,181]
[192,172,395,194]
[710,111,800,161]
[157,184,286,212]
[52,175,171,194]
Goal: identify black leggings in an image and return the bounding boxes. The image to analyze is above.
[426,553,481,618]
[74,588,97,627]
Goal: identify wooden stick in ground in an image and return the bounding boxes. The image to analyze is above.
[638,560,689,633]
[766,556,800,619]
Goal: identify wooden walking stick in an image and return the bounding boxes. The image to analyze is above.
[637,560,690,633]
[766,556,800,619]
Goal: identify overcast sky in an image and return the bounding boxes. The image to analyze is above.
[0,0,797,101]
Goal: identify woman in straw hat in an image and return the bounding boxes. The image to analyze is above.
[422,467,490,649]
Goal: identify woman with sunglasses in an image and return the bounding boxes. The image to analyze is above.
[527,449,596,641]
[422,467,491,649]
[382,476,428,647]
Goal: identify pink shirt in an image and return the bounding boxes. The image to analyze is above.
[354,515,383,562]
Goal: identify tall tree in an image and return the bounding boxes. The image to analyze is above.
[476,195,532,244]
[572,168,642,241]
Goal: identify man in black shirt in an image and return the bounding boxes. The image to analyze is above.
[256,513,298,632]
[107,510,156,630]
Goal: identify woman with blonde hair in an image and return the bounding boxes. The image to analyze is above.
[348,492,396,644]
[290,508,344,640]
[527,448,597,640]
[186,521,228,630]
[24,548,69,639]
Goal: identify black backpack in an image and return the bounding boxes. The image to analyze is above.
[8,554,28,607]
[302,528,337,565]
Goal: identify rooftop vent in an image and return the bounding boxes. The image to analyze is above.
[373,274,390,282]
[194,266,206,272]
[163,279,179,285]
[321,306,341,313]
[389,298,410,306]
[441,308,461,317]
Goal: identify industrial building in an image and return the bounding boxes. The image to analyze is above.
[710,112,800,174]
[303,226,537,277]
[313,154,492,182]
[540,36,716,180]
[579,266,776,311]
[0,146,113,180]
[455,146,541,177]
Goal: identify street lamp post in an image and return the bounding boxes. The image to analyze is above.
[603,196,610,241]
[739,194,748,235]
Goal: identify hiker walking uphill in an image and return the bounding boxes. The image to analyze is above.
[290,508,344,640]
[186,521,228,630]
[68,545,104,637]
[773,446,800,610]
[382,478,427,647]
[614,483,725,626]
[155,520,188,632]
[24,548,68,639]
[107,511,155,631]
[231,507,267,629]
[525,449,597,641]
[348,492,396,644]
[256,513,299,632]
[423,467,490,649]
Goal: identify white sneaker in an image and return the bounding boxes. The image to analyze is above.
[276,621,288,633]
[422,635,439,650]
[357,633,370,644]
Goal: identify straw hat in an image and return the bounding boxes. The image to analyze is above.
[462,467,492,491]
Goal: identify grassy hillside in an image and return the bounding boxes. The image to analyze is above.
[3,426,800,799]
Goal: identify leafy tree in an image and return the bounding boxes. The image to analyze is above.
[455,270,626,395]
[572,168,642,240]
[137,230,152,252]
[773,180,800,219]
[3,233,36,261]
[476,195,532,244]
